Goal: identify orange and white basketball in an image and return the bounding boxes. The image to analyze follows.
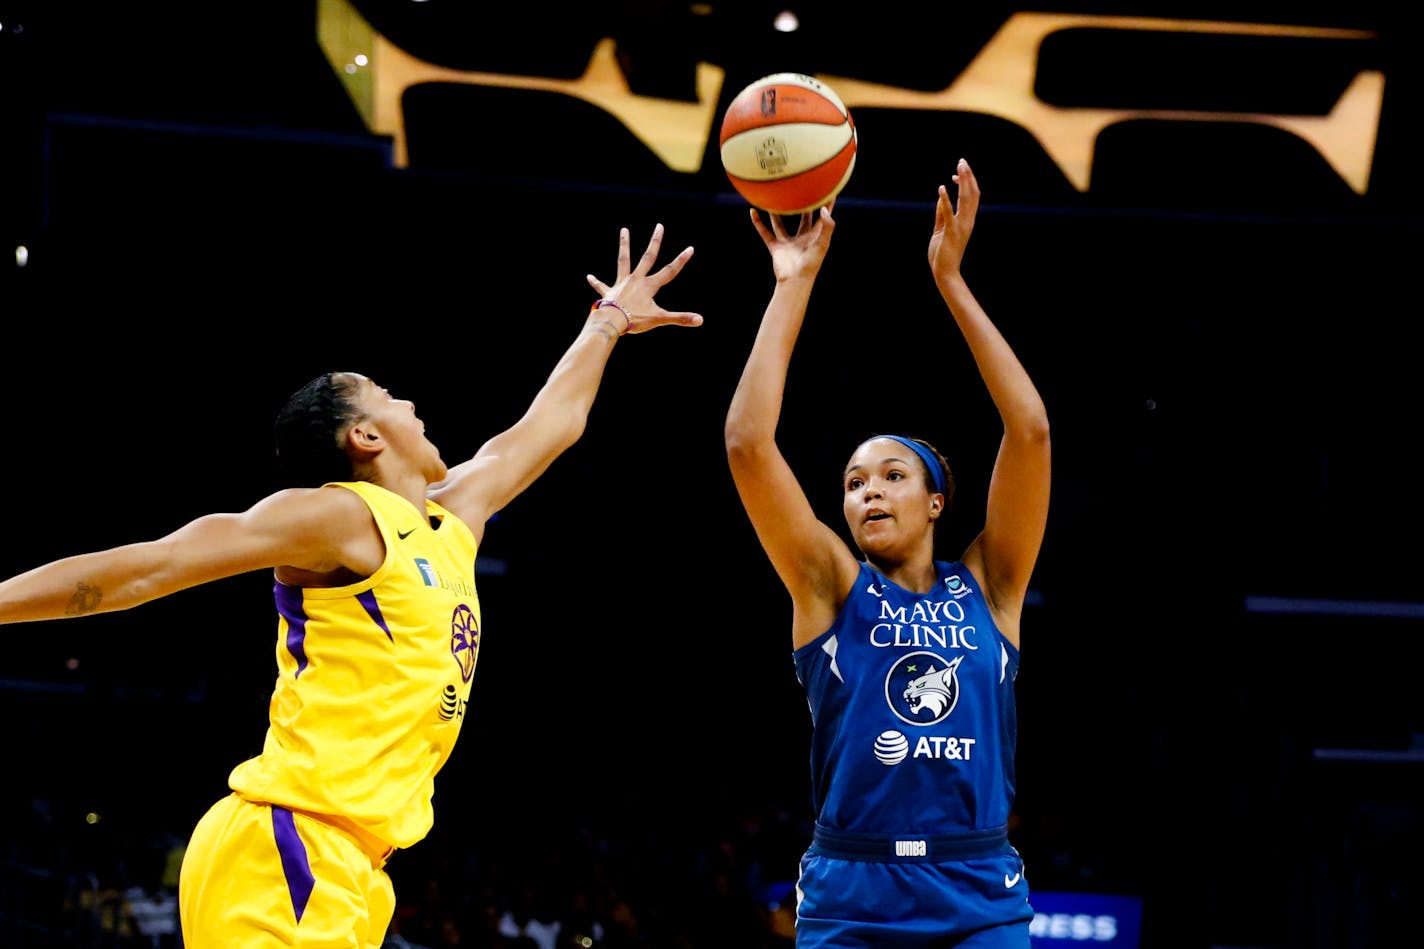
[719,73,857,215]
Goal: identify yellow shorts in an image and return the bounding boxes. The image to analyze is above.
[178,793,396,949]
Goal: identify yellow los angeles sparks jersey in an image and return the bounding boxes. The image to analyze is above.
[228,480,480,853]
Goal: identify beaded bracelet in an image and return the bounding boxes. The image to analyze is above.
[590,298,632,335]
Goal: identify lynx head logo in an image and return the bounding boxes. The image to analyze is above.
[450,603,479,683]
[884,651,964,726]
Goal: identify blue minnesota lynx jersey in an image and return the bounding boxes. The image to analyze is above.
[794,561,1020,834]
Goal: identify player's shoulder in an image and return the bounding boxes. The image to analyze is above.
[263,484,387,577]
[251,483,374,530]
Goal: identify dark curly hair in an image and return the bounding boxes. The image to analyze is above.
[272,372,365,489]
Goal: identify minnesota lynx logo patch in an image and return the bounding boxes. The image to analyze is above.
[885,652,964,726]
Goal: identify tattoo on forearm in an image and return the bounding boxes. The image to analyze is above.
[64,582,103,616]
[589,317,620,342]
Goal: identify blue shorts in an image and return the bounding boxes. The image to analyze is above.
[794,824,1033,948]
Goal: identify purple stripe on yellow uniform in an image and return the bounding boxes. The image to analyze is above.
[271,806,315,923]
[274,582,310,678]
[357,589,393,641]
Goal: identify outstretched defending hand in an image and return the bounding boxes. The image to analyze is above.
[929,158,980,282]
[586,223,704,334]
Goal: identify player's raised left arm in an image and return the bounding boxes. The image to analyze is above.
[931,160,1050,620]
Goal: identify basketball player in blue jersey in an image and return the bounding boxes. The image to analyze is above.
[0,223,701,948]
[724,158,1050,947]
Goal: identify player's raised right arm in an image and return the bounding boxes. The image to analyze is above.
[725,206,858,638]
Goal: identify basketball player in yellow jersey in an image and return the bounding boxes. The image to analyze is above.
[0,223,702,948]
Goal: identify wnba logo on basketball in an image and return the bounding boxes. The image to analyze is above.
[758,87,777,115]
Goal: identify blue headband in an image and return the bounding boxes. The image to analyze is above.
[872,435,946,496]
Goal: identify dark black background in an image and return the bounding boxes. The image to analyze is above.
[2,2,1422,947]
